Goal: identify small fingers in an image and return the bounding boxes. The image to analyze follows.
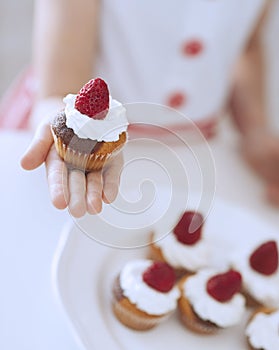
[68,170,87,218]
[21,120,53,170]
[102,154,123,203]
[45,145,69,210]
[86,171,103,214]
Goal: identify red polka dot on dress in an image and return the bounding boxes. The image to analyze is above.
[167,92,186,109]
[182,39,204,56]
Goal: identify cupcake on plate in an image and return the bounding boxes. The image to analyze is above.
[231,240,279,308]
[149,211,211,275]
[51,78,128,171]
[112,259,180,331]
[246,308,279,350]
[178,268,245,334]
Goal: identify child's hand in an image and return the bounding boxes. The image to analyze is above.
[241,129,279,206]
[21,117,123,217]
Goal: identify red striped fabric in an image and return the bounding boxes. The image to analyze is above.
[0,68,37,129]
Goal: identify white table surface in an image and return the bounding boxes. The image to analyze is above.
[0,131,78,350]
[1,121,279,350]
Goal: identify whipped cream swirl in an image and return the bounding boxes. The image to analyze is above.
[120,259,180,315]
[231,247,279,308]
[183,269,246,327]
[154,231,211,271]
[246,310,279,350]
[64,94,128,142]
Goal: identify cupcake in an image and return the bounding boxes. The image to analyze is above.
[246,308,279,350]
[51,78,128,171]
[149,211,211,275]
[231,240,279,308]
[112,259,180,331]
[178,269,245,334]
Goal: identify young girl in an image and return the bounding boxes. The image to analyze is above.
[21,0,279,217]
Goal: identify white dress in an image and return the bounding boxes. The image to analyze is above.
[96,0,265,136]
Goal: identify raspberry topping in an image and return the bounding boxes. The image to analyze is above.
[142,261,176,293]
[74,78,109,119]
[173,211,203,245]
[249,240,278,276]
[206,270,242,302]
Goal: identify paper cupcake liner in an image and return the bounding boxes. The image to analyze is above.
[177,276,219,335]
[112,299,169,331]
[112,276,170,331]
[52,131,114,171]
[178,295,219,334]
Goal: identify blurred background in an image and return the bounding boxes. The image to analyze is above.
[0,0,33,97]
[1,2,278,211]
[264,0,279,128]
[1,0,278,127]
[0,2,279,349]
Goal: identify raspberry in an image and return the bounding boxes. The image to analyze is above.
[74,78,109,119]
[206,270,242,302]
[173,211,203,245]
[142,261,176,293]
[249,240,278,276]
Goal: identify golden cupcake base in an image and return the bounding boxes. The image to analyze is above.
[51,128,126,172]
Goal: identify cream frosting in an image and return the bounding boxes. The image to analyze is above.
[153,231,211,271]
[246,310,279,350]
[64,94,128,142]
[231,248,279,308]
[119,259,180,316]
[183,269,246,327]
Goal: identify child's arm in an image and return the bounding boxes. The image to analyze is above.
[21,0,122,217]
[229,0,279,205]
[33,0,99,98]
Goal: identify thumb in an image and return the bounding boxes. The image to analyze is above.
[20,120,54,170]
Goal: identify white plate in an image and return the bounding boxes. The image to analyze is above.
[52,188,279,350]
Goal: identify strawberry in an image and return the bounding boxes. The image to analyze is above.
[74,78,109,119]
[142,261,176,293]
[173,211,203,245]
[249,240,278,275]
[206,270,242,302]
